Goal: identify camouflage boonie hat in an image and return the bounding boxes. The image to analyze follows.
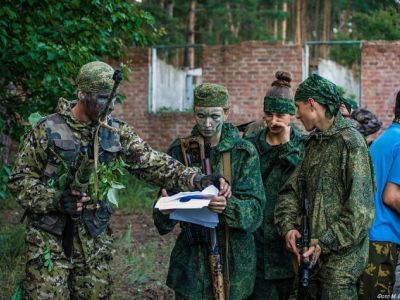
[194,83,229,107]
[76,61,114,94]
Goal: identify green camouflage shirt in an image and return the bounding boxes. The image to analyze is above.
[245,125,304,280]
[9,98,197,262]
[274,114,375,283]
[153,123,266,300]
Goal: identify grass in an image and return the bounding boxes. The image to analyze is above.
[0,223,26,300]
[112,225,175,298]
[117,173,159,212]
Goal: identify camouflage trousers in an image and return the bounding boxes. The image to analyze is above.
[22,224,113,300]
[248,277,294,300]
[358,241,400,300]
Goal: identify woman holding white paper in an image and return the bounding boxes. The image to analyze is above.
[153,83,265,300]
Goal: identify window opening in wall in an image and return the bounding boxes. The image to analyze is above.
[149,44,203,114]
[303,40,362,105]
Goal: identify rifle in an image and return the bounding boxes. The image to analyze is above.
[180,136,226,300]
[297,197,311,300]
[99,69,123,121]
[62,155,93,257]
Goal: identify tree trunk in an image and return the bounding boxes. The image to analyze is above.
[295,0,301,44]
[322,0,331,58]
[226,3,240,39]
[184,1,196,68]
[274,4,278,39]
[164,0,174,17]
[301,0,308,43]
[282,2,288,42]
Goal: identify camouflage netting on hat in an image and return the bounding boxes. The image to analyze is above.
[194,83,229,107]
[295,74,357,119]
[76,61,114,94]
[351,108,382,136]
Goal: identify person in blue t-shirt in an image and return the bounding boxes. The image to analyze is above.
[358,90,400,300]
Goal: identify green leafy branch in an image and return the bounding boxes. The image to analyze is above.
[89,157,127,207]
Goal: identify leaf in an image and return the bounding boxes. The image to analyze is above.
[107,187,119,207]
[58,173,68,189]
[111,182,125,189]
[28,112,43,126]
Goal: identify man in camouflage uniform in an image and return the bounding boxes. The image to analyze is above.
[9,62,230,299]
[153,83,266,299]
[274,74,375,299]
[245,71,304,300]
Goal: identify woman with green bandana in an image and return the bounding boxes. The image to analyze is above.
[275,74,375,299]
[153,83,266,300]
[245,71,304,300]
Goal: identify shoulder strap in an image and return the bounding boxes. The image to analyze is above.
[221,151,231,299]
[222,152,232,184]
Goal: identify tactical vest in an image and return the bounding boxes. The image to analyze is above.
[29,113,122,238]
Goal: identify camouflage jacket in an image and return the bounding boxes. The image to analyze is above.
[245,125,304,280]
[153,123,266,300]
[274,114,375,283]
[9,98,196,261]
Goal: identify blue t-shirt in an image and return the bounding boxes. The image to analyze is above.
[369,122,400,243]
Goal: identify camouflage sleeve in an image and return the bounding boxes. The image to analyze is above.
[119,124,197,191]
[221,144,266,233]
[152,140,183,235]
[8,123,62,213]
[153,200,178,235]
[274,166,303,237]
[318,144,375,254]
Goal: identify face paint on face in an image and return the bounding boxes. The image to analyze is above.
[84,93,116,122]
[194,107,225,139]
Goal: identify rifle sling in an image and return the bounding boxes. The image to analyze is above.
[221,151,231,300]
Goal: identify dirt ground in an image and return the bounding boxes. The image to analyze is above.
[1,208,177,300]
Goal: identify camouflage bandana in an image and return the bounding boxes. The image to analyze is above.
[295,74,357,119]
[194,83,229,107]
[264,96,296,115]
[76,61,114,94]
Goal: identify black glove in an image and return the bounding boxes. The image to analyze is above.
[60,189,81,218]
[193,173,226,191]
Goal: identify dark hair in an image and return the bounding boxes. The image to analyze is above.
[265,71,293,99]
[395,90,400,119]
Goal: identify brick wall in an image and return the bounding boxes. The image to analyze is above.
[116,41,400,151]
[361,41,400,133]
[116,41,303,150]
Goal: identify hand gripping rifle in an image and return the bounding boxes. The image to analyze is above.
[297,197,311,300]
[180,136,226,300]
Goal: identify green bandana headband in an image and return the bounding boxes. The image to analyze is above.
[264,96,296,115]
[295,74,358,119]
[194,83,229,107]
[76,61,114,94]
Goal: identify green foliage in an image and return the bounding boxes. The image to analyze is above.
[142,0,282,46]
[353,8,400,40]
[90,157,127,206]
[43,241,54,272]
[0,165,12,200]
[0,0,161,140]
